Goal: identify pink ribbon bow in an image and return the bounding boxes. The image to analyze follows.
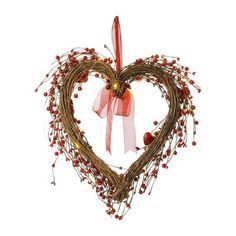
[92,16,136,154]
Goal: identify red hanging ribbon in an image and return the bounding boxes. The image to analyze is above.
[112,16,123,74]
[92,16,136,154]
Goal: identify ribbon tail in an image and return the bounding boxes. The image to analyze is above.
[93,86,114,154]
[114,89,137,153]
[92,86,110,118]
[123,94,136,153]
[105,91,114,154]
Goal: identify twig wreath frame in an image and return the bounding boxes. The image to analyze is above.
[36,17,200,220]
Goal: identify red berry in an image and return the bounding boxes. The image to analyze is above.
[74,94,78,98]
[189,80,195,85]
[56,55,60,60]
[153,121,158,125]
[96,179,102,185]
[173,129,178,134]
[154,131,159,136]
[192,141,197,146]
[194,121,199,125]
[73,160,79,167]
[43,92,48,97]
[162,163,168,169]
[54,151,59,156]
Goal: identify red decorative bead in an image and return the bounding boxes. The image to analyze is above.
[192,141,197,146]
[162,163,168,169]
[73,160,79,167]
[43,92,48,97]
[96,179,102,185]
[74,94,78,98]
[189,80,195,85]
[54,151,59,156]
[154,131,159,136]
[153,121,158,125]
[143,132,154,145]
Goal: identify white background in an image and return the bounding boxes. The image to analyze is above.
[0,0,236,235]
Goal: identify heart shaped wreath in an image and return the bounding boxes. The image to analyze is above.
[36,17,200,220]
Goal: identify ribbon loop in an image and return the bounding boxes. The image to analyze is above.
[112,16,123,74]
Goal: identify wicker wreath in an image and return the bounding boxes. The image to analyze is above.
[60,60,181,202]
[36,18,200,220]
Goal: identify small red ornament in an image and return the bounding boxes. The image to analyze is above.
[153,120,158,125]
[143,132,154,145]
